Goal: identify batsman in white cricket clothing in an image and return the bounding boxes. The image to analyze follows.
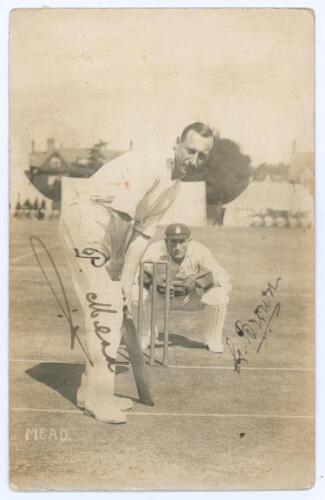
[59,122,214,424]
[132,223,231,353]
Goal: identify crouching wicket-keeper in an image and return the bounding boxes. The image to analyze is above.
[132,223,231,353]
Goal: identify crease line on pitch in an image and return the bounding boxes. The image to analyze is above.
[168,365,314,372]
[10,408,314,418]
[10,358,84,364]
[10,359,314,372]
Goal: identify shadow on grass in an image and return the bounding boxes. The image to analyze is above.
[164,333,206,350]
[25,362,129,407]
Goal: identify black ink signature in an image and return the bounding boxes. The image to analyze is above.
[85,292,119,372]
[30,237,129,374]
[228,277,281,372]
[86,292,117,317]
[73,248,109,268]
[226,337,247,373]
[30,236,93,366]
[235,278,281,342]
[256,302,281,353]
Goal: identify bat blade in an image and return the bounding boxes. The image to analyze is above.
[122,311,154,406]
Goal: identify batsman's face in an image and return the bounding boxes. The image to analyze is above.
[173,130,213,178]
[167,237,190,263]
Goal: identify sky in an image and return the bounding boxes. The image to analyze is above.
[9,8,314,201]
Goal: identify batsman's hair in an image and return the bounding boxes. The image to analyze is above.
[180,122,213,142]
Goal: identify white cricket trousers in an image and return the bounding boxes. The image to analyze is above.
[59,199,124,395]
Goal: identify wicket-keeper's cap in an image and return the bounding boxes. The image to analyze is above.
[165,223,191,240]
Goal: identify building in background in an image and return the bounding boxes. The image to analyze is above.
[25,138,129,207]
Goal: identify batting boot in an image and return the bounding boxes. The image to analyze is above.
[203,304,228,353]
[84,394,127,424]
[82,364,127,423]
[77,371,133,411]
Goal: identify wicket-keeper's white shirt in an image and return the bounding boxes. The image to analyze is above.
[142,240,230,287]
[81,149,181,237]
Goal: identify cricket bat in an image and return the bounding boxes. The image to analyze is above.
[122,309,155,406]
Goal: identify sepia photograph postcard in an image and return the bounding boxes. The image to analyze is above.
[8,7,315,491]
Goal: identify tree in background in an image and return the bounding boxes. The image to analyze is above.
[204,137,252,205]
[87,141,108,172]
[14,198,22,218]
[252,162,289,181]
[66,140,109,178]
[33,197,39,210]
[182,135,252,204]
[23,198,32,210]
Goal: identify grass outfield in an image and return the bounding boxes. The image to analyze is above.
[9,219,314,491]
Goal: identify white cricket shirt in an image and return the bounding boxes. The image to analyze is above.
[82,148,181,237]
